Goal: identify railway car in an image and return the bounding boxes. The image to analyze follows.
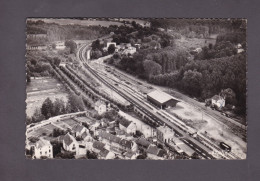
[219,142,231,152]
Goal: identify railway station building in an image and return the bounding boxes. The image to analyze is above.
[147,90,180,109]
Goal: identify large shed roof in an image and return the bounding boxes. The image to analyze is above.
[147,90,180,104]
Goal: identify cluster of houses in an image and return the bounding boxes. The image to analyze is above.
[26,107,196,159]
[102,41,137,55]
[26,98,198,160]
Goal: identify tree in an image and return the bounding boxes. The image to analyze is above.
[86,150,98,159]
[50,141,63,157]
[66,93,85,113]
[65,40,77,54]
[53,57,61,66]
[52,43,56,49]
[53,98,66,116]
[182,70,203,97]
[143,59,162,78]
[108,44,116,54]
[31,108,45,123]
[91,39,101,50]
[41,97,54,119]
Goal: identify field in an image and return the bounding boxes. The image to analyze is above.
[175,35,217,51]
[39,18,125,27]
[26,77,69,117]
[166,102,247,159]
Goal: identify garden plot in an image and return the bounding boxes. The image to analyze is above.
[26,77,69,117]
[167,102,247,159]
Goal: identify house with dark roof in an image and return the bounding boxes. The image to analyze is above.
[146,145,166,160]
[124,150,138,160]
[119,119,137,135]
[98,130,138,153]
[98,148,116,159]
[135,137,151,149]
[62,133,79,153]
[92,141,106,153]
[71,124,88,137]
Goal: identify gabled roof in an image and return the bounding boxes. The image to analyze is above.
[81,132,88,139]
[119,139,132,149]
[119,119,132,128]
[63,133,77,146]
[125,151,135,158]
[99,148,110,158]
[98,130,121,144]
[136,137,150,148]
[35,138,51,149]
[72,124,85,133]
[93,141,105,151]
[147,145,160,155]
[147,90,180,104]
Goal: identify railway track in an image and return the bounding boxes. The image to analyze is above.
[78,45,220,159]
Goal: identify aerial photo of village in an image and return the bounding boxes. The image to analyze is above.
[25,18,247,160]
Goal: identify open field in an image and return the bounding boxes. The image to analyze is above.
[175,35,217,51]
[26,77,69,117]
[37,18,125,27]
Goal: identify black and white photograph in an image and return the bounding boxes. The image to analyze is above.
[25,18,247,160]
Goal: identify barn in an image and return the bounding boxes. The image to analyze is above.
[147,90,180,109]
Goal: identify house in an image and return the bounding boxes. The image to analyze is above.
[98,148,116,159]
[71,124,88,137]
[32,138,53,159]
[122,46,136,55]
[211,95,225,109]
[119,139,138,152]
[124,150,138,160]
[62,133,79,153]
[98,130,138,153]
[106,42,117,48]
[146,145,166,160]
[94,100,107,115]
[81,132,93,142]
[119,119,137,135]
[135,137,151,149]
[92,141,106,153]
[157,126,175,144]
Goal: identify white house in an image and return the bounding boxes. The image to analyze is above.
[119,119,137,135]
[211,95,225,109]
[63,133,79,153]
[33,138,53,159]
[106,42,117,48]
[94,100,107,115]
[123,46,136,55]
[156,126,175,144]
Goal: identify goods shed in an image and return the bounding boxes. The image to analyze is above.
[147,90,180,109]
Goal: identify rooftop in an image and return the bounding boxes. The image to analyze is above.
[135,137,151,148]
[35,138,51,149]
[63,133,77,146]
[147,90,180,104]
[119,119,132,128]
[93,141,105,151]
[72,124,85,133]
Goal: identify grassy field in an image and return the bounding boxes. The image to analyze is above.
[26,77,69,117]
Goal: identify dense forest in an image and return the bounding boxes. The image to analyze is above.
[107,19,246,115]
